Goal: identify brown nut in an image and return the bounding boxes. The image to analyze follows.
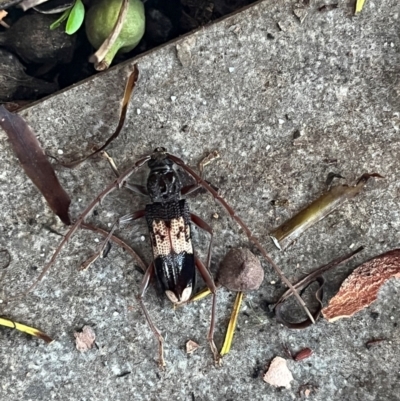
[217,247,264,292]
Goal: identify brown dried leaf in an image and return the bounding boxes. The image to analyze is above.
[274,247,363,328]
[263,357,293,389]
[74,325,96,352]
[0,106,71,225]
[322,249,400,322]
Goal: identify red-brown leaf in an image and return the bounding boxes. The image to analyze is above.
[0,106,71,225]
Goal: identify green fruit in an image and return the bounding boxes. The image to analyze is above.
[85,0,145,69]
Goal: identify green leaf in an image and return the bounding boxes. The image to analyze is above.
[66,0,85,35]
[49,9,71,31]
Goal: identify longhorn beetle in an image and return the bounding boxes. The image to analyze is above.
[20,147,312,367]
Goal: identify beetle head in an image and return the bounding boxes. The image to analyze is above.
[147,153,182,202]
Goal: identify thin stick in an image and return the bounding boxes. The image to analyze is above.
[19,0,49,11]
[0,317,53,343]
[220,291,243,356]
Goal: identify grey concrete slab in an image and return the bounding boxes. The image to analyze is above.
[0,0,400,400]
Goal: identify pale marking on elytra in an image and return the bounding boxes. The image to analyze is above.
[151,218,193,258]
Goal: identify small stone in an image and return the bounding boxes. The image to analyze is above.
[57,149,64,155]
[176,37,196,67]
[263,356,293,389]
[171,96,177,102]
[186,340,199,354]
[228,67,235,73]
[74,326,96,352]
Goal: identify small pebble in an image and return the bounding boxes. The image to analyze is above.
[57,149,64,155]
[263,356,293,389]
[228,67,235,73]
[74,326,96,352]
[186,340,199,354]
[171,96,177,102]
[136,108,141,115]
[217,248,264,291]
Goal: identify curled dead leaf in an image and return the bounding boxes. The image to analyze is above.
[0,106,71,225]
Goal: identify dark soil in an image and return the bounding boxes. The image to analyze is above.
[0,0,257,107]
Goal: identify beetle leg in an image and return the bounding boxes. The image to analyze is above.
[10,154,151,300]
[198,150,220,176]
[190,213,213,274]
[181,151,219,196]
[80,222,147,273]
[123,183,149,196]
[102,151,149,197]
[190,214,219,363]
[137,262,166,368]
[80,210,146,270]
[181,183,201,196]
[194,255,220,365]
[168,153,315,324]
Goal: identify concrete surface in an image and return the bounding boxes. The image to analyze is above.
[1,0,400,400]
